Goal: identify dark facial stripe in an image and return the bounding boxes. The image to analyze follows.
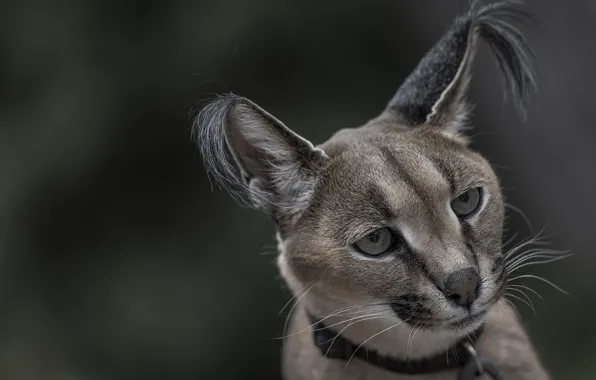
[428,156,457,195]
[400,249,442,291]
[461,221,480,268]
[492,255,505,274]
[493,256,507,284]
[365,184,395,221]
[379,147,435,209]
[495,266,506,283]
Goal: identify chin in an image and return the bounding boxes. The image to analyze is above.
[447,311,487,332]
[389,296,497,336]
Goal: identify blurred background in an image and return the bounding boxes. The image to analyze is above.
[0,0,593,379]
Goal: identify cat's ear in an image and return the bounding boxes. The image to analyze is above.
[385,0,538,135]
[194,94,327,216]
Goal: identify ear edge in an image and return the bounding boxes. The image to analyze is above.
[194,93,326,215]
[385,0,538,133]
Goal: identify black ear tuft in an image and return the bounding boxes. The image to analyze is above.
[472,0,538,115]
[386,0,538,130]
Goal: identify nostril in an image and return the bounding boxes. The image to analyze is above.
[442,268,481,308]
[448,293,463,304]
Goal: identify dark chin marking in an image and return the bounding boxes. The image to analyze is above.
[390,294,433,324]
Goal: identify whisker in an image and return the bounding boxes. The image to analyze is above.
[344,319,409,368]
[505,203,534,233]
[505,292,536,315]
[505,297,520,315]
[279,284,313,316]
[502,230,520,249]
[507,252,573,273]
[504,225,551,260]
[276,305,374,339]
[506,287,536,314]
[507,283,543,301]
[281,284,315,337]
[505,248,571,269]
[407,322,421,359]
[318,313,386,335]
[450,344,458,364]
[507,274,569,295]
[410,324,423,356]
[325,315,387,357]
[504,237,551,261]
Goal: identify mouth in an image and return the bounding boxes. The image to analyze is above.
[449,311,486,329]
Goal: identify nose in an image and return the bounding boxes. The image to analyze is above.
[442,268,480,308]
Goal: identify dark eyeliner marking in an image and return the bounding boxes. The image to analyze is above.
[365,185,395,221]
[461,221,480,268]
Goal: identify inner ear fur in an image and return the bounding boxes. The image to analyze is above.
[194,93,327,216]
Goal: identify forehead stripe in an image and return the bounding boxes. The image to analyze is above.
[428,156,457,195]
[379,147,422,199]
[365,185,395,221]
[379,146,452,205]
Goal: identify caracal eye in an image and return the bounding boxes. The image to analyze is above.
[353,227,394,256]
[451,187,482,218]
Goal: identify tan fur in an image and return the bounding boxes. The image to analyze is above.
[275,122,550,380]
[195,2,548,379]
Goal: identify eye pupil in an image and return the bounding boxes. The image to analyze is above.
[353,227,399,257]
[451,187,482,218]
[368,231,379,243]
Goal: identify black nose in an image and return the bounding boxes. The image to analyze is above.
[443,268,480,308]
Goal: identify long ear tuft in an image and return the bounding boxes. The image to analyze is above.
[194,94,247,205]
[386,0,538,131]
[193,93,327,216]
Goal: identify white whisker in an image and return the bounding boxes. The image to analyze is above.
[505,203,534,233]
[506,288,536,314]
[407,322,421,359]
[507,274,569,295]
[506,249,571,270]
[504,225,551,260]
[503,230,520,249]
[282,284,315,336]
[507,253,573,273]
[279,284,313,316]
[277,305,375,339]
[506,292,536,314]
[325,315,387,357]
[505,297,520,315]
[507,283,543,301]
[344,319,409,368]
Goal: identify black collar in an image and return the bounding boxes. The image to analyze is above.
[308,312,503,380]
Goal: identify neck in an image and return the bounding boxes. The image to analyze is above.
[302,294,482,360]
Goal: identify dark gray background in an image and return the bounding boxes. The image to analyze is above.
[0,0,593,379]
